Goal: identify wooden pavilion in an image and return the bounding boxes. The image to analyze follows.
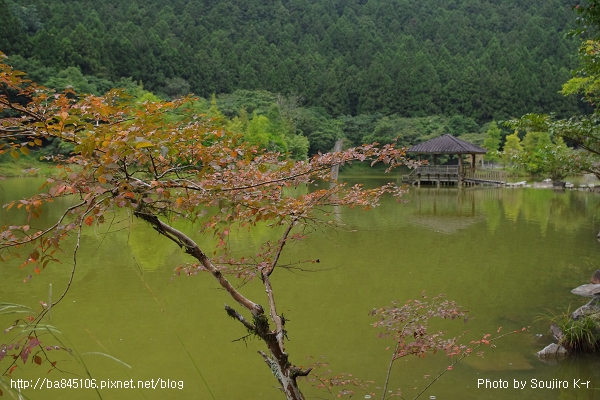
[402,134,504,187]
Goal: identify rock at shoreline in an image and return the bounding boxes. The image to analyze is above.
[571,284,600,298]
[572,299,600,320]
[550,323,564,342]
[536,343,568,359]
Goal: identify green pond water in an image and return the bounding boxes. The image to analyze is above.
[2,176,600,400]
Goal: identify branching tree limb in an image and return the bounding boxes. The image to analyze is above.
[0,53,411,400]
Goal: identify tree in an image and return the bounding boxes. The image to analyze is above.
[362,117,397,146]
[482,121,501,164]
[0,0,29,55]
[510,140,592,182]
[522,131,552,153]
[162,76,191,99]
[501,131,523,167]
[0,54,412,400]
[43,66,109,95]
[504,114,597,181]
[553,32,600,159]
[503,3,600,179]
[294,108,342,155]
[0,0,584,120]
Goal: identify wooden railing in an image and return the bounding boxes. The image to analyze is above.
[412,165,459,175]
[408,166,507,179]
[463,169,507,180]
[403,166,508,185]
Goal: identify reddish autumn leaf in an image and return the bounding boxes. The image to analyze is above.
[29,250,39,261]
[84,216,94,226]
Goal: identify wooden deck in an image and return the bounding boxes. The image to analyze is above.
[402,166,507,187]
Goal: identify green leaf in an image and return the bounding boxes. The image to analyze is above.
[135,141,154,149]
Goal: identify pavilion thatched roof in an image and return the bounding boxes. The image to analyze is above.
[407,134,487,154]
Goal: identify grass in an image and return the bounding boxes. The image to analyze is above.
[537,306,600,353]
[0,153,65,178]
[563,316,600,352]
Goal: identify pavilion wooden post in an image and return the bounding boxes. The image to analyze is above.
[457,154,463,187]
[417,155,421,187]
[433,154,440,187]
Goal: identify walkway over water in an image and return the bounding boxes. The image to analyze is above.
[402,165,507,187]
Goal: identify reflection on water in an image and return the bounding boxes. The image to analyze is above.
[409,189,485,234]
[403,187,600,237]
[1,178,600,399]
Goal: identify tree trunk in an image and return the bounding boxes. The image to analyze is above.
[135,211,310,399]
[259,340,307,400]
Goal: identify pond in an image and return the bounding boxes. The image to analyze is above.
[1,176,600,400]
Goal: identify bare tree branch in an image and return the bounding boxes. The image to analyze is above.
[134,210,264,316]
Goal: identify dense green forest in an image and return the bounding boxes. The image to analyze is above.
[0,0,587,157]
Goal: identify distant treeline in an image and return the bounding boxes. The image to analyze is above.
[0,0,584,123]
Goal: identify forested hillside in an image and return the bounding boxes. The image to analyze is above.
[0,0,583,123]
